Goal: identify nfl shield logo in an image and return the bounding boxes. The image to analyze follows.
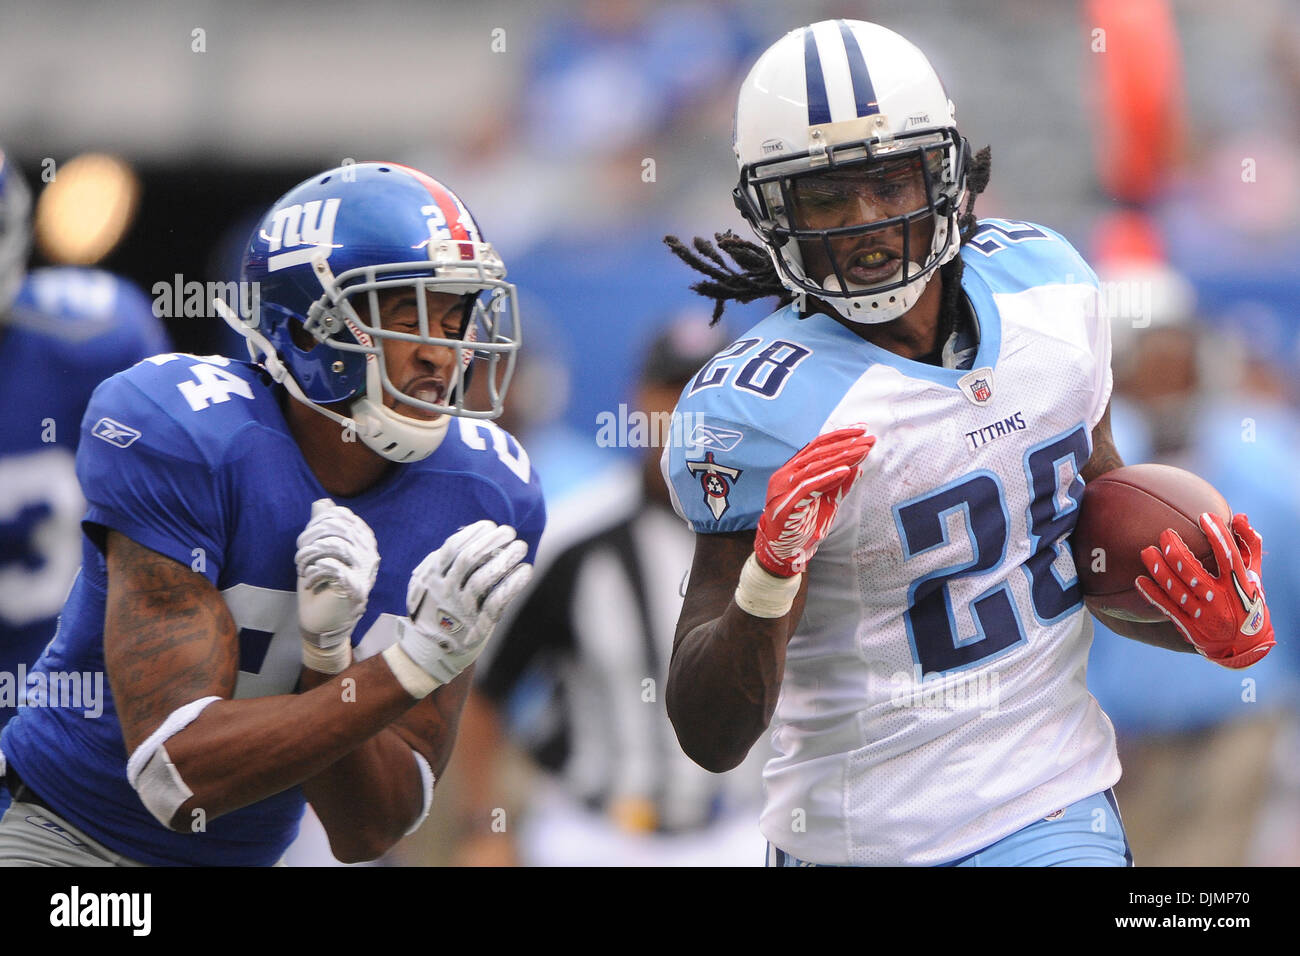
[958,368,996,406]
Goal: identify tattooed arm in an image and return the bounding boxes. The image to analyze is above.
[1078,402,1192,653]
[103,530,458,855]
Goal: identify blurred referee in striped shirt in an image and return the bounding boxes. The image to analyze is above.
[452,316,768,866]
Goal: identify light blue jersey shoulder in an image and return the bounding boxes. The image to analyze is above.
[665,307,870,532]
[666,219,1097,533]
[959,218,1099,294]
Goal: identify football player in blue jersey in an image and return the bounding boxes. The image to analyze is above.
[0,149,170,751]
[0,162,545,866]
[662,20,1275,866]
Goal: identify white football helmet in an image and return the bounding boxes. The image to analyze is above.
[732,20,970,324]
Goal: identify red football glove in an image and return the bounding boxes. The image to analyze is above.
[1135,512,1275,669]
[754,426,876,577]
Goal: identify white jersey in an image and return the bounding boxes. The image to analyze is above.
[665,220,1120,865]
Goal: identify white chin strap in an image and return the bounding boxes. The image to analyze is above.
[795,208,961,325]
[350,395,449,463]
[214,298,449,464]
[347,343,453,463]
[822,260,929,324]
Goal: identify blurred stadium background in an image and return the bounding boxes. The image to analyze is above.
[2,0,1298,865]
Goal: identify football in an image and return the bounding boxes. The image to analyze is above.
[1071,464,1231,623]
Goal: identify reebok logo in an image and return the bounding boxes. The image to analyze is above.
[91,417,141,448]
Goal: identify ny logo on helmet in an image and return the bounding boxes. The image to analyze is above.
[265,198,342,272]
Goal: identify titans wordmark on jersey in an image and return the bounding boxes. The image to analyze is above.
[0,268,169,730]
[665,220,1119,866]
[0,354,544,866]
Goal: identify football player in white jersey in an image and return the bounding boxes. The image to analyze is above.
[662,19,1276,866]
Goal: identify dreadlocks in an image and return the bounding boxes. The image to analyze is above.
[662,231,793,325]
[931,145,994,351]
[664,146,993,331]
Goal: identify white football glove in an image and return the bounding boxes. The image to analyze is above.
[295,498,380,673]
[386,520,532,695]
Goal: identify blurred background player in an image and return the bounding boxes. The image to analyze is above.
[450,315,767,866]
[0,149,169,753]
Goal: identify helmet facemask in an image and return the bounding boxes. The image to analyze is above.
[300,243,520,461]
[736,126,969,324]
[228,162,523,464]
[225,239,520,464]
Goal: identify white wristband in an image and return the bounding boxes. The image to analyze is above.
[382,641,440,700]
[404,750,436,836]
[301,638,352,675]
[125,695,221,828]
[734,553,802,619]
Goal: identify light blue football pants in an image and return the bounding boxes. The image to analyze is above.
[766,789,1133,867]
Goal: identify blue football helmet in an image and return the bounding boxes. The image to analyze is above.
[0,148,32,319]
[228,161,520,462]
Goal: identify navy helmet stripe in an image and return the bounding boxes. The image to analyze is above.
[803,28,831,125]
[837,20,879,117]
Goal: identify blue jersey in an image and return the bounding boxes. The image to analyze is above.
[665,220,1119,865]
[0,353,545,865]
[0,268,169,729]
